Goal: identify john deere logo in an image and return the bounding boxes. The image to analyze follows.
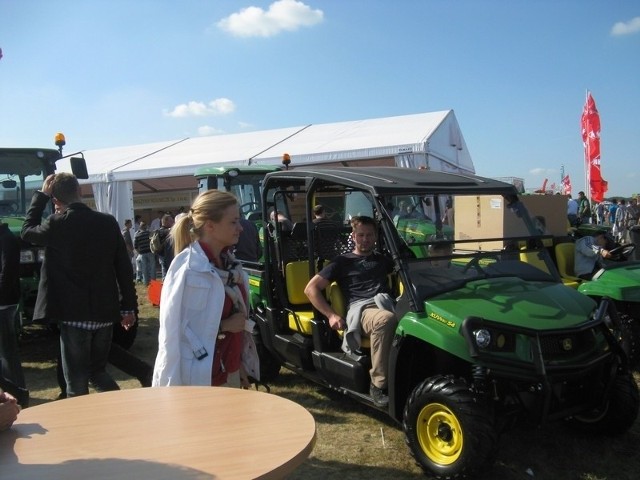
[562,338,573,351]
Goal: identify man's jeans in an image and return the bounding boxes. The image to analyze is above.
[137,252,156,286]
[59,323,119,397]
[159,255,169,280]
[0,305,26,389]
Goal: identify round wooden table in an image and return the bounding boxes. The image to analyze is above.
[0,387,316,479]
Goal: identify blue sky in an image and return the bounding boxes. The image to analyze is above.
[1,0,639,196]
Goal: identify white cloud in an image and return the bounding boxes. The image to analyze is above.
[165,98,236,118]
[611,16,640,36]
[197,125,225,136]
[529,168,554,176]
[217,0,323,38]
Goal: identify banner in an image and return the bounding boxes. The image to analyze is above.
[581,92,607,202]
[561,175,572,195]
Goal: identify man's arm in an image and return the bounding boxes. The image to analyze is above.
[304,274,344,330]
[109,219,138,329]
[21,191,52,245]
[575,238,598,258]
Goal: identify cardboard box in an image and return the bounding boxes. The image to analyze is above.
[454,194,568,250]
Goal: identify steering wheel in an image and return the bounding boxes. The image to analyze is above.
[608,243,636,261]
[240,202,259,215]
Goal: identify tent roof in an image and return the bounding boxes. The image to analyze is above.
[56,110,474,192]
[253,111,451,165]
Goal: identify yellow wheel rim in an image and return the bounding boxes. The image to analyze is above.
[416,402,464,465]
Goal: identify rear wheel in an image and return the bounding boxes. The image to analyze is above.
[569,372,639,434]
[403,375,497,479]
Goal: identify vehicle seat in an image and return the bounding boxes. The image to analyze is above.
[284,260,315,335]
[519,248,550,274]
[282,222,308,263]
[554,242,581,288]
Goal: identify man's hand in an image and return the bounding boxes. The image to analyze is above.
[120,312,136,331]
[328,313,345,330]
[601,249,612,259]
[42,174,56,196]
[221,312,246,333]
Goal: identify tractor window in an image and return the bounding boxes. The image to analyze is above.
[0,173,45,216]
[197,172,269,221]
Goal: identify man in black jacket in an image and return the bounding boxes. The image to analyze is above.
[0,222,28,406]
[22,173,137,397]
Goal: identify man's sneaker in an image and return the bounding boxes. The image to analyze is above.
[370,383,389,407]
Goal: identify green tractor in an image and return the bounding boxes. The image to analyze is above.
[194,164,282,306]
[247,166,638,478]
[553,223,640,368]
[0,137,87,325]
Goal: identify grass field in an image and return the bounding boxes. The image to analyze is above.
[16,285,640,480]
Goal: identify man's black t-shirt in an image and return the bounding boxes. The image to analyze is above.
[319,252,393,308]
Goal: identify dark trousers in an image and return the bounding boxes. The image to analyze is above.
[59,323,119,397]
[57,329,153,396]
[0,305,26,390]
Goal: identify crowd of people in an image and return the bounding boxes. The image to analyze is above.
[567,192,639,243]
[0,176,265,430]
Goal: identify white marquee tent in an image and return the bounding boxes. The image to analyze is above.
[56,110,474,224]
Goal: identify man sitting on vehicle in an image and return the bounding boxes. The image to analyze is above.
[304,216,396,407]
[574,229,612,280]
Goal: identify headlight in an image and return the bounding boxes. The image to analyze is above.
[37,249,46,263]
[473,329,492,348]
[20,250,35,264]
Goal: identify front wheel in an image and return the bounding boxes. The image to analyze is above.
[568,372,639,434]
[403,375,497,479]
[614,313,640,370]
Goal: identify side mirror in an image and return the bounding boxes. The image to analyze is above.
[70,156,89,179]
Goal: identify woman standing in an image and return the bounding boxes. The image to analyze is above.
[152,190,257,388]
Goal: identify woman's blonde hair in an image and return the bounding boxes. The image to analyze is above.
[171,190,239,254]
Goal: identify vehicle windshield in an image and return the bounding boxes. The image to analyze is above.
[382,192,561,298]
[260,177,564,300]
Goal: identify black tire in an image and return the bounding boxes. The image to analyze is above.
[403,375,498,479]
[614,313,640,370]
[569,372,640,434]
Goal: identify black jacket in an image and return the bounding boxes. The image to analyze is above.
[0,223,20,305]
[21,192,137,323]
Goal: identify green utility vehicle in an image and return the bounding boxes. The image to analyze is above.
[0,138,87,324]
[554,225,640,368]
[248,166,638,478]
